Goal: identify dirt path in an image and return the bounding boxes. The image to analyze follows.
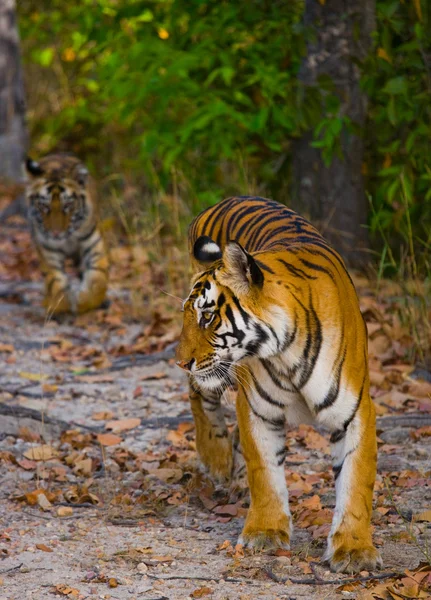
[0,237,430,599]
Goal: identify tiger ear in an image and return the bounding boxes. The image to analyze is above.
[193,235,222,264]
[222,241,263,293]
[25,157,43,177]
[75,165,89,187]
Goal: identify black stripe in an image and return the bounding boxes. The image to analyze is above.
[207,197,239,240]
[231,204,269,240]
[241,208,283,248]
[333,462,343,480]
[224,203,256,242]
[78,226,96,244]
[341,373,366,432]
[299,258,336,282]
[231,295,250,325]
[244,323,269,356]
[255,223,298,250]
[243,387,285,430]
[281,317,298,352]
[315,345,347,413]
[291,235,353,286]
[330,429,346,444]
[278,258,318,281]
[251,373,286,408]
[259,359,298,393]
[81,236,100,260]
[292,292,322,389]
[41,243,66,255]
[254,259,275,274]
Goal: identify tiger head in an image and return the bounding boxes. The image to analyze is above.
[176,236,282,390]
[26,154,91,239]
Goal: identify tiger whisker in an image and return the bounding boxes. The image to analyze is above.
[157,288,185,303]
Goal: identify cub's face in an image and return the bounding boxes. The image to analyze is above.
[26,157,89,240]
[176,241,276,391]
[28,179,85,239]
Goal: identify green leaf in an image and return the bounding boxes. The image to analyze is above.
[383,77,408,95]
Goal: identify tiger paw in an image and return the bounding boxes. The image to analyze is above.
[328,545,383,574]
[44,293,71,315]
[76,289,105,314]
[239,510,291,552]
[239,528,290,552]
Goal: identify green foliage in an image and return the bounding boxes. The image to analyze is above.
[19,0,304,210]
[362,0,431,270]
[17,0,431,272]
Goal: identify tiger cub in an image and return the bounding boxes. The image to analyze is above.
[176,196,382,574]
[26,153,109,314]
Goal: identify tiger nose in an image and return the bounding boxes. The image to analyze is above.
[176,359,194,371]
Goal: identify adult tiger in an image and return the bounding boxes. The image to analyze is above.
[26,153,109,314]
[176,196,382,574]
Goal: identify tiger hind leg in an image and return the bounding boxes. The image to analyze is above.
[229,425,248,500]
[325,394,383,573]
[189,382,233,482]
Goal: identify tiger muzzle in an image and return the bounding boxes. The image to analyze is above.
[176,359,195,371]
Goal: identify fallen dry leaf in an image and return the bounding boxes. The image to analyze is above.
[191,587,213,598]
[36,543,53,552]
[0,343,14,353]
[414,509,431,522]
[133,385,143,398]
[42,383,58,393]
[17,458,36,470]
[92,411,114,421]
[96,433,123,446]
[140,372,166,381]
[146,467,183,483]
[23,445,59,461]
[37,493,52,511]
[57,506,73,517]
[105,418,141,433]
[53,583,80,597]
[18,371,48,381]
[75,374,115,383]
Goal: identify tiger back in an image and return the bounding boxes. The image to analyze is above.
[26,153,109,314]
[176,196,381,574]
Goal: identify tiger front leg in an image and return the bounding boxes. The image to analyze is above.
[43,269,72,315]
[189,384,233,482]
[325,394,383,573]
[77,240,109,314]
[236,386,291,551]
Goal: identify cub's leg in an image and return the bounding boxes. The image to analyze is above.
[77,233,109,313]
[236,386,291,550]
[38,249,71,315]
[189,382,232,482]
[325,392,382,573]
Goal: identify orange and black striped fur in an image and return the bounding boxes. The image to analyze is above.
[176,196,382,574]
[26,153,109,314]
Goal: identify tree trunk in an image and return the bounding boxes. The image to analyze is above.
[292,0,375,267]
[0,0,27,182]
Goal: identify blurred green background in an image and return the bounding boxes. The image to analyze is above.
[15,0,431,275]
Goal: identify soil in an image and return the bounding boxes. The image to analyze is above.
[0,276,430,600]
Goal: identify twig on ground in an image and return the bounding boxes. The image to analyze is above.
[0,563,23,574]
[147,574,257,584]
[263,568,400,585]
